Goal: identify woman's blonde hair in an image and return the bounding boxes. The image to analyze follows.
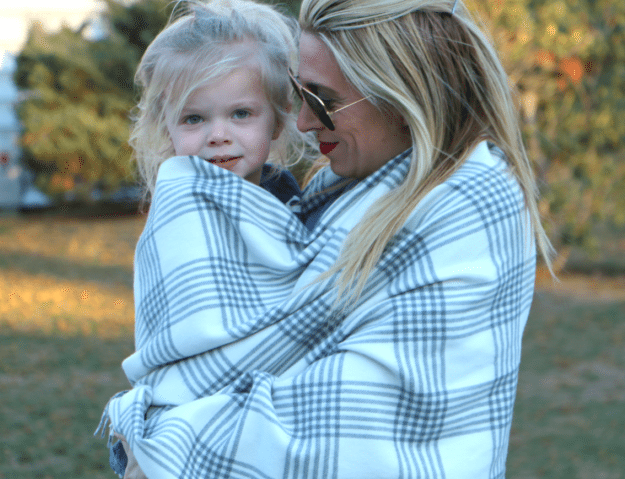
[299,0,554,303]
[130,0,308,198]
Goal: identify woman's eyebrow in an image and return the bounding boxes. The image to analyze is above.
[298,75,338,97]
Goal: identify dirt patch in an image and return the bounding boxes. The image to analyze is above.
[536,267,625,303]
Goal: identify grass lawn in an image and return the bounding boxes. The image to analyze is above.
[0,210,139,478]
[1,210,624,478]
[509,291,625,478]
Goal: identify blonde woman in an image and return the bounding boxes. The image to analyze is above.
[101,0,552,477]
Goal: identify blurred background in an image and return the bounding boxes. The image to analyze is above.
[0,0,623,478]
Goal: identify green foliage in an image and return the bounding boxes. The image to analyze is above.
[14,0,173,202]
[13,0,624,258]
[468,0,625,260]
[100,0,174,68]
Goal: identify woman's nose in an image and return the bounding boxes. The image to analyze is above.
[296,102,323,133]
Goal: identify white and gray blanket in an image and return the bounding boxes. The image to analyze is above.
[100,142,536,478]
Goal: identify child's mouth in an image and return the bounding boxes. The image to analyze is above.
[207,156,241,165]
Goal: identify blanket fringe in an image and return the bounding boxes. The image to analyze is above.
[94,390,128,447]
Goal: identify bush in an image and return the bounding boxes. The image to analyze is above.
[14,0,624,264]
[14,0,173,202]
[468,0,625,266]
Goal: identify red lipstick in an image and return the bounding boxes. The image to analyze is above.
[319,142,338,155]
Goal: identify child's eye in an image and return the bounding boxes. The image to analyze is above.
[182,114,204,125]
[232,109,251,120]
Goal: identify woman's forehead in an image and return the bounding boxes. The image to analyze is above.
[298,31,360,103]
[298,32,354,95]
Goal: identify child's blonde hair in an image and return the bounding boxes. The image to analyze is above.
[130,0,307,198]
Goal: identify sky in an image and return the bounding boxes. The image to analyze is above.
[1,1,102,57]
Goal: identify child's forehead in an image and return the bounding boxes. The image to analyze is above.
[165,62,267,111]
[178,43,263,81]
[196,65,264,93]
[162,40,283,115]
[192,60,264,93]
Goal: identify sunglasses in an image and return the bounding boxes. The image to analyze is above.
[288,69,369,131]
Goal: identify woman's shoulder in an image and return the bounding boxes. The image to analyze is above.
[403,142,528,237]
[445,142,523,200]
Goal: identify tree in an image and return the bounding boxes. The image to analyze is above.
[16,0,623,259]
[14,0,173,202]
[467,0,625,269]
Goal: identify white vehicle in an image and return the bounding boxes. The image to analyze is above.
[0,52,26,209]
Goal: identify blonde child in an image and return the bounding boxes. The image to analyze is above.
[99,1,311,476]
[130,0,307,203]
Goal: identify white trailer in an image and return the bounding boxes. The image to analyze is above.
[0,52,24,209]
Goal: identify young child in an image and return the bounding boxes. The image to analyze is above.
[130,0,306,205]
[99,1,311,476]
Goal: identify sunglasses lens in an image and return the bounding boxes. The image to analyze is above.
[288,71,335,130]
[301,91,334,130]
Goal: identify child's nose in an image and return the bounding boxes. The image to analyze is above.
[208,120,231,145]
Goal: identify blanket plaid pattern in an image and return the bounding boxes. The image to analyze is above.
[100,142,535,478]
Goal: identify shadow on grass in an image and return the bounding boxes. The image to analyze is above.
[0,331,134,479]
[18,201,143,220]
[0,251,134,289]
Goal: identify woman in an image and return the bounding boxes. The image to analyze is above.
[102,0,552,477]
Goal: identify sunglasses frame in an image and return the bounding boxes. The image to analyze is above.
[288,69,368,131]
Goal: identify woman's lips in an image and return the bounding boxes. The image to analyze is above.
[319,142,338,155]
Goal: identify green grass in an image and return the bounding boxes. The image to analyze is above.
[1,211,624,478]
[508,293,625,479]
[0,211,139,478]
[0,333,133,479]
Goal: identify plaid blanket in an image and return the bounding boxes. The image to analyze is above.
[100,142,535,478]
